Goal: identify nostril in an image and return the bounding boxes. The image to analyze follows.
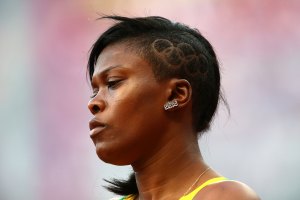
[92,105,101,114]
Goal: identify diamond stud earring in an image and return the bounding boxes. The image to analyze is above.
[164,99,178,110]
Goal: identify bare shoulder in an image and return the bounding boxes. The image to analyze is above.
[193,180,260,200]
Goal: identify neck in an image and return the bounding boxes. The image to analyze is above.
[131,129,208,200]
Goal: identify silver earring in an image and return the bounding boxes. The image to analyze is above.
[164,99,178,110]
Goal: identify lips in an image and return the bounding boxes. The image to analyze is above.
[89,118,106,139]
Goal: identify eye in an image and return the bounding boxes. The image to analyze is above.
[107,79,122,89]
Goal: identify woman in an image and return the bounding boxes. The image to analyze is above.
[87,16,260,200]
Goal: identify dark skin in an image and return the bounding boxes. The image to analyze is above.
[88,42,260,200]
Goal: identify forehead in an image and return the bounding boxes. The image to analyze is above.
[93,42,151,75]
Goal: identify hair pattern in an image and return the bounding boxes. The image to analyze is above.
[151,39,208,79]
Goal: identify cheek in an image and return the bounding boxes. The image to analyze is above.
[109,79,162,110]
[114,84,167,143]
[115,82,163,118]
[98,79,167,164]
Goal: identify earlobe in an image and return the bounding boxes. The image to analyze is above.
[165,79,192,110]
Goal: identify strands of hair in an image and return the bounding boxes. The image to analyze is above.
[104,173,138,197]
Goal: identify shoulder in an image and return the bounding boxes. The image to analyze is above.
[193,180,260,200]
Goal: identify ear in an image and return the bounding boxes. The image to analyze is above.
[166,79,192,109]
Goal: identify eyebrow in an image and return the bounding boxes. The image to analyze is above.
[98,65,123,75]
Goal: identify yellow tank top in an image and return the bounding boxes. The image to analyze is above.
[119,177,228,200]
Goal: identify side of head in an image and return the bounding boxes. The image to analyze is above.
[88,15,222,135]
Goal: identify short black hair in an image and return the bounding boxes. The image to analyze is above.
[88,15,226,135]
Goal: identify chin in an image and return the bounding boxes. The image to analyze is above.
[96,145,132,166]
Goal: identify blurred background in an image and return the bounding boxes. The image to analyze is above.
[0,0,299,199]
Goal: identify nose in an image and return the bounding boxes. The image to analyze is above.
[88,96,106,115]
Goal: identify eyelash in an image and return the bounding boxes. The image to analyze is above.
[107,79,121,89]
[90,90,98,99]
[90,79,122,99]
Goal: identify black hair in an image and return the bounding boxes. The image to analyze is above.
[87,15,227,197]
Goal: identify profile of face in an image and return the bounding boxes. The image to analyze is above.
[88,42,172,165]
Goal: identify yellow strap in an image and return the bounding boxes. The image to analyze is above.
[179,177,228,200]
[122,195,135,200]
[121,177,228,200]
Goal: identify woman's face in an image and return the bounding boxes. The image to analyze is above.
[88,42,169,165]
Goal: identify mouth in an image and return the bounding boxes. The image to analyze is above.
[89,118,107,139]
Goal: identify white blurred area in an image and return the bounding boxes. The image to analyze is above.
[0,0,299,199]
[0,1,38,200]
